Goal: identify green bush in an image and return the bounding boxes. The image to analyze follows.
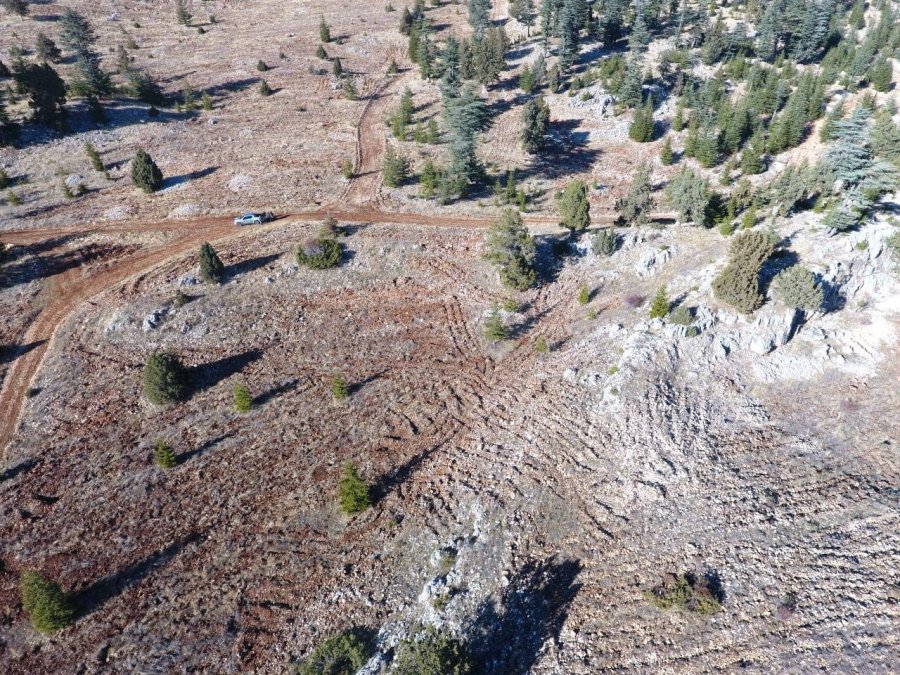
[297,630,370,675]
[338,463,371,515]
[645,572,722,616]
[297,237,343,269]
[668,305,693,325]
[154,440,178,468]
[259,79,273,96]
[772,265,823,311]
[256,59,269,72]
[591,229,618,256]
[713,230,776,313]
[233,383,252,412]
[534,336,549,354]
[392,626,473,675]
[20,570,77,633]
[131,149,163,193]
[142,351,188,404]
[485,209,537,291]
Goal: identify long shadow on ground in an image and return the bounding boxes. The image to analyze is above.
[469,556,582,674]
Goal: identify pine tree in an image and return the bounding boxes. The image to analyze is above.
[84,142,106,175]
[740,133,764,175]
[442,84,489,196]
[59,9,111,98]
[558,179,590,233]
[628,1,651,53]
[154,440,178,468]
[131,149,163,192]
[869,58,893,93]
[233,383,252,412]
[175,0,192,25]
[871,109,900,166]
[660,135,674,165]
[1,0,29,17]
[628,98,655,142]
[319,16,332,43]
[615,162,654,226]
[672,103,685,132]
[35,33,61,63]
[772,265,823,311]
[20,571,76,634]
[199,242,225,283]
[484,305,509,342]
[592,228,618,255]
[469,0,491,37]
[648,285,670,318]
[486,208,537,290]
[382,144,410,187]
[338,463,371,515]
[666,167,713,226]
[16,63,67,126]
[143,352,188,404]
[520,95,550,153]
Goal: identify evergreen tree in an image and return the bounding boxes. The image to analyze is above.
[35,33,61,63]
[382,144,410,187]
[131,149,163,192]
[871,109,900,166]
[319,16,332,43]
[648,285,670,319]
[20,571,76,634]
[869,58,893,93]
[617,55,644,107]
[666,166,712,226]
[615,161,654,226]
[740,132,765,175]
[419,158,439,197]
[1,0,29,17]
[154,440,178,468]
[143,351,188,404]
[15,63,66,126]
[469,0,491,38]
[826,107,873,186]
[486,208,538,290]
[558,0,585,69]
[339,463,371,514]
[59,9,112,98]
[442,84,489,196]
[628,98,655,142]
[175,0,192,24]
[712,230,775,313]
[199,242,225,283]
[592,228,618,255]
[819,102,844,142]
[233,383,252,412]
[519,64,535,93]
[511,0,536,35]
[84,142,107,176]
[558,179,590,233]
[484,305,509,342]
[660,135,674,165]
[628,1,651,53]
[520,95,550,153]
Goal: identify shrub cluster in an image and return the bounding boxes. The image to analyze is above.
[591,229,618,256]
[392,625,473,675]
[645,572,722,616]
[297,629,370,675]
[772,265,824,311]
[297,237,343,269]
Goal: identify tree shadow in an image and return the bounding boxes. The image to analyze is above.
[0,458,39,483]
[0,248,86,288]
[518,119,601,182]
[178,432,234,464]
[253,378,299,406]
[161,166,219,190]
[468,556,582,674]
[508,307,550,339]
[76,531,205,617]
[189,349,264,394]
[370,440,446,503]
[348,370,385,395]
[0,340,46,365]
[819,277,846,313]
[201,78,261,97]
[227,252,281,279]
[759,249,798,293]
[533,234,566,284]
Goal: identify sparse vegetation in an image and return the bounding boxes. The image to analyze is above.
[484,305,508,342]
[392,625,473,675]
[646,572,722,616]
[297,630,370,675]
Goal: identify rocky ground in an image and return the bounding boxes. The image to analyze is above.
[0,209,897,673]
